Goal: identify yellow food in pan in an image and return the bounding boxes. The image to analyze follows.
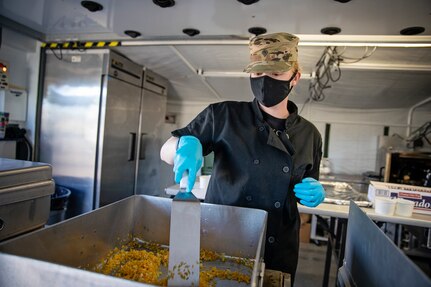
[93,239,252,287]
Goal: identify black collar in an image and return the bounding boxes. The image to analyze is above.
[252,99,299,130]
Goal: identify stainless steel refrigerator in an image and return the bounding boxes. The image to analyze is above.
[38,50,167,217]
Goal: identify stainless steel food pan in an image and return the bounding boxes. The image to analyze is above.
[0,180,55,241]
[0,195,267,287]
[0,158,52,189]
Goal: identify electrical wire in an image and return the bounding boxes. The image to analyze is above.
[308,46,341,102]
[338,46,377,64]
[49,41,87,61]
[307,46,378,104]
[298,97,310,115]
[50,45,63,61]
[407,121,431,147]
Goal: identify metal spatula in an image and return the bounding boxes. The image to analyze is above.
[168,175,201,286]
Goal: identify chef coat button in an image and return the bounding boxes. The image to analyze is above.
[246,195,252,201]
[253,159,260,165]
[258,126,265,132]
[268,236,275,244]
[274,201,281,208]
[282,166,290,173]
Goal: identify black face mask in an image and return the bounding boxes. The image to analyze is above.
[250,72,297,107]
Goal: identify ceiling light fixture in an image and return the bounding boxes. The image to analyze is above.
[81,1,103,12]
[153,0,175,8]
[300,42,431,47]
[237,0,260,5]
[400,26,425,36]
[321,27,341,35]
[334,0,351,3]
[183,28,200,37]
[124,30,141,38]
[248,27,267,36]
[122,35,431,48]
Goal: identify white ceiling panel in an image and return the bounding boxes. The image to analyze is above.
[2,0,430,37]
[1,0,430,110]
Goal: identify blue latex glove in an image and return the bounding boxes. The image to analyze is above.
[173,136,203,192]
[294,177,325,207]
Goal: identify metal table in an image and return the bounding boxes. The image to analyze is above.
[298,203,431,287]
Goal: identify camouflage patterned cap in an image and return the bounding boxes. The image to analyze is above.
[244,32,299,73]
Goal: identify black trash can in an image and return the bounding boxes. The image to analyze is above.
[47,185,71,225]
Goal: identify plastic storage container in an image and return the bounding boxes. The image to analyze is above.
[374,197,396,215]
[395,198,415,217]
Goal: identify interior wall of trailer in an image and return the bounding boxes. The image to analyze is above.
[0,28,41,148]
[164,99,431,176]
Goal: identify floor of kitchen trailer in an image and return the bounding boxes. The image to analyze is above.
[295,241,337,287]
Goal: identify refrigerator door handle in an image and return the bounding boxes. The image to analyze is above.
[139,133,147,160]
[128,132,136,161]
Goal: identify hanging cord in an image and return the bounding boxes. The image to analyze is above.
[308,46,341,102]
[338,46,377,64]
[49,45,63,61]
[299,97,310,115]
[406,121,431,147]
[71,41,87,52]
[307,46,378,104]
[49,41,87,61]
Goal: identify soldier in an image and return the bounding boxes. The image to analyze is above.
[160,32,325,283]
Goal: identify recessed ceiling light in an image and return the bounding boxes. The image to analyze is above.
[334,0,351,3]
[153,0,175,8]
[237,0,260,5]
[183,28,200,37]
[124,30,141,38]
[321,27,341,35]
[248,27,267,36]
[400,26,425,35]
[81,1,103,12]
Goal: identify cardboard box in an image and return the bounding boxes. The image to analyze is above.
[368,181,431,215]
[300,213,311,225]
[300,223,311,243]
[299,213,311,243]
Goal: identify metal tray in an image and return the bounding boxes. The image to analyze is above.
[0,180,54,241]
[0,158,52,189]
[0,195,267,287]
[321,181,372,207]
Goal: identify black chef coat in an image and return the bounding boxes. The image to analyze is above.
[172,99,322,277]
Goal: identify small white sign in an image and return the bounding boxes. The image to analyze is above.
[71,56,81,63]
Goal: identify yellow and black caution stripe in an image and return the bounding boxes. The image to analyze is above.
[41,41,121,49]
